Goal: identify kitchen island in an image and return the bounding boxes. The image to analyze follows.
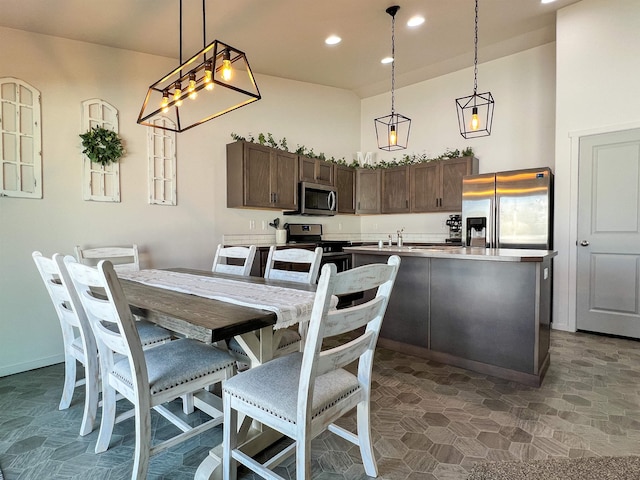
[345,245,557,386]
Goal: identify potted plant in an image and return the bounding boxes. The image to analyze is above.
[79,126,125,166]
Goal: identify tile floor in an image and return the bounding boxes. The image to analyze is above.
[0,330,639,479]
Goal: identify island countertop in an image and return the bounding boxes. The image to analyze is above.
[344,245,557,262]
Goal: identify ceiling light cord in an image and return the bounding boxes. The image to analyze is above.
[473,0,478,96]
[391,9,396,115]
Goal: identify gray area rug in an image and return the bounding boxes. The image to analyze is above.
[468,456,640,480]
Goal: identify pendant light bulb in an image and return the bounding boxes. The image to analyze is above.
[470,107,479,131]
[161,90,170,113]
[389,125,397,146]
[204,61,214,90]
[188,72,197,99]
[222,50,232,81]
[173,81,183,107]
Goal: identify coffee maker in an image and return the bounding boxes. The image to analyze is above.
[445,214,462,244]
[466,216,487,247]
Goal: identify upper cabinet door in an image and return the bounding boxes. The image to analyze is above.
[299,156,334,186]
[356,169,381,214]
[381,166,410,213]
[440,157,478,211]
[273,150,298,209]
[335,165,355,214]
[410,162,440,212]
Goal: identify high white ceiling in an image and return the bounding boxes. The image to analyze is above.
[0,0,580,97]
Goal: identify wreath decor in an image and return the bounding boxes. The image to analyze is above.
[79,126,125,166]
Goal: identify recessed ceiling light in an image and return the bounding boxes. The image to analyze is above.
[541,0,556,3]
[325,35,342,45]
[381,57,394,64]
[407,15,425,27]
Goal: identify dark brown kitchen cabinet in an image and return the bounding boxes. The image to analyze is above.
[227,141,298,210]
[299,156,334,186]
[381,166,410,213]
[355,169,381,214]
[410,156,478,212]
[334,165,356,214]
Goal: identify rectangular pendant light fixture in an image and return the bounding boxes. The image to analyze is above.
[137,1,261,133]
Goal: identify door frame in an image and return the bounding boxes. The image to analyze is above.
[566,120,640,333]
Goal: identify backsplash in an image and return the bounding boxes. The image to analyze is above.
[223,232,448,246]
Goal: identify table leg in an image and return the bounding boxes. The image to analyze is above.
[195,326,284,479]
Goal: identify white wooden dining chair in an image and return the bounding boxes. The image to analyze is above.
[226,246,323,364]
[222,255,401,480]
[264,246,323,285]
[75,244,140,273]
[212,244,257,276]
[32,252,174,436]
[65,258,236,480]
[32,251,99,437]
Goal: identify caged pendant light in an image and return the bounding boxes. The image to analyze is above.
[455,0,494,139]
[375,5,411,151]
[137,0,261,133]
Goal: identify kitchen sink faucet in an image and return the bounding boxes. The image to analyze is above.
[397,228,404,247]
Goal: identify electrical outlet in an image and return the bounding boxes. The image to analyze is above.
[338,222,343,231]
[262,220,267,230]
[249,220,255,230]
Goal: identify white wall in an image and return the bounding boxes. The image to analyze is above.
[553,0,640,331]
[0,27,361,376]
[358,44,557,239]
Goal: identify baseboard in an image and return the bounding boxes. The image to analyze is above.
[0,354,64,378]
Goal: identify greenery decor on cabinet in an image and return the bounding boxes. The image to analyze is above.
[229,132,472,169]
[79,126,125,166]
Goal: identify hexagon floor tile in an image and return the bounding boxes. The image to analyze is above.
[0,330,639,479]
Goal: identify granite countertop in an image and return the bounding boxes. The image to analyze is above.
[344,245,557,262]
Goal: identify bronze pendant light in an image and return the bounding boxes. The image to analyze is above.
[375,5,411,151]
[455,0,494,138]
[137,0,261,133]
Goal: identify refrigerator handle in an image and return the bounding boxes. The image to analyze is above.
[491,193,497,248]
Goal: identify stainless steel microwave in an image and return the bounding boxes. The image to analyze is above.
[284,182,337,216]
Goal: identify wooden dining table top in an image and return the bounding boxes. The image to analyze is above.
[120,268,316,342]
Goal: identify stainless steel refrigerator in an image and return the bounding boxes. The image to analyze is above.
[461,167,553,249]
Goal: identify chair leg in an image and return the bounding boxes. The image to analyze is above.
[132,400,151,480]
[181,393,195,414]
[296,434,311,480]
[79,355,99,436]
[356,401,377,477]
[95,380,116,453]
[59,353,77,410]
[222,394,237,480]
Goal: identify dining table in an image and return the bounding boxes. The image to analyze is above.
[119,267,320,480]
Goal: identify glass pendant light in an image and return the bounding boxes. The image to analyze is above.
[455,0,495,138]
[374,5,411,151]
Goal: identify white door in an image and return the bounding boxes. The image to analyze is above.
[577,128,640,338]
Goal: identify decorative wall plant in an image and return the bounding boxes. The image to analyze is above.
[230,132,473,169]
[79,126,125,166]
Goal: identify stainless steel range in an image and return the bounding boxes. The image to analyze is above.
[285,223,351,272]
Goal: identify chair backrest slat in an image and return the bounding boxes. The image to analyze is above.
[212,245,256,276]
[75,245,140,273]
[321,297,385,339]
[316,331,376,377]
[264,246,323,285]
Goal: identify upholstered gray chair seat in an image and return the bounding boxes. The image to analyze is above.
[103,319,172,346]
[227,328,301,355]
[223,352,360,424]
[112,339,235,395]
